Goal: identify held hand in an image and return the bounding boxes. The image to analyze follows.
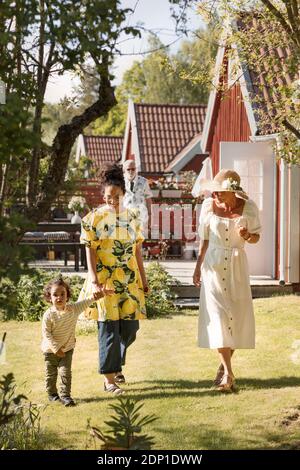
[102,286,115,296]
[238,226,249,240]
[56,348,65,358]
[91,282,104,300]
[193,269,201,287]
[93,291,104,300]
[91,282,115,298]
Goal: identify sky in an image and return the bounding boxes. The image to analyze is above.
[45,0,202,103]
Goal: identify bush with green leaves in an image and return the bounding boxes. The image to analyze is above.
[0,269,84,321]
[87,397,158,450]
[0,278,18,321]
[0,262,179,321]
[16,271,52,322]
[145,262,180,318]
[0,373,44,450]
[16,271,85,321]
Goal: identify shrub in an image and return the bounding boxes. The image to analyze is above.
[1,269,85,321]
[87,397,158,450]
[16,271,52,321]
[68,275,85,301]
[145,262,180,318]
[1,262,179,321]
[0,278,18,321]
[0,373,45,449]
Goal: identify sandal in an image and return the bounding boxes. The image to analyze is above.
[114,372,125,383]
[217,374,235,392]
[213,364,224,386]
[104,382,125,395]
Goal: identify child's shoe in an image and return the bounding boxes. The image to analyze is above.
[60,396,76,407]
[48,393,60,402]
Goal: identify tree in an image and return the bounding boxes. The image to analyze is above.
[119,32,216,105]
[0,0,139,280]
[42,98,78,146]
[0,0,139,222]
[92,31,217,136]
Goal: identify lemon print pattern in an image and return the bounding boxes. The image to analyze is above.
[78,207,146,321]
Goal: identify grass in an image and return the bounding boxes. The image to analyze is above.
[1,295,300,450]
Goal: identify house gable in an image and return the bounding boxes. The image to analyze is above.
[122,102,207,174]
[77,135,123,171]
[201,46,255,173]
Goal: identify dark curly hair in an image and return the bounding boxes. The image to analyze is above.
[99,163,125,194]
[43,276,71,303]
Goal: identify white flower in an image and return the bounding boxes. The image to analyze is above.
[221,179,239,191]
[221,179,232,190]
[68,196,86,212]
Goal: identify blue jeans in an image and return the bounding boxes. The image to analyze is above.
[97,320,139,374]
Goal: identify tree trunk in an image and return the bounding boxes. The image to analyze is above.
[25,66,117,224]
[26,0,45,206]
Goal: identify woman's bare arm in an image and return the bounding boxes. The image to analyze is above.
[136,243,148,290]
[85,247,98,283]
[193,240,209,286]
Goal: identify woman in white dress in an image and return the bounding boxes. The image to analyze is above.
[193,169,261,391]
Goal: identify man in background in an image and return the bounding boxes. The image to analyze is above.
[122,158,152,237]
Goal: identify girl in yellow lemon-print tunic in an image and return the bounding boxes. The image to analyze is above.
[78,163,148,395]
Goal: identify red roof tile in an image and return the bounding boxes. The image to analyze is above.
[83,135,123,169]
[134,103,206,173]
[236,14,295,134]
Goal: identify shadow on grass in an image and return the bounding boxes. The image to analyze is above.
[155,424,245,450]
[42,420,300,451]
[77,376,300,404]
[155,424,300,450]
[261,431,300,450]
[133,376,300,389]
[46,429,91,450]
[34,430,71,450]
[235,376,300,390]
[78,380,222,404]
[147,309,199,320]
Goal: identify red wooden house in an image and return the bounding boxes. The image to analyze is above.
[76,134,123,207]
[199,25,299,284]
[75,105,208,253]
[121,102,208,252]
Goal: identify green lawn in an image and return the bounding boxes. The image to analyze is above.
[1,295,300,450]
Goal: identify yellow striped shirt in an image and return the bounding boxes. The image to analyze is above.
[41,297,95,354]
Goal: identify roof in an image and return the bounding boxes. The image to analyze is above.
[134,103,207,173]
[83,135,123,168]
[235,14,295,135]
[201,14,296,148]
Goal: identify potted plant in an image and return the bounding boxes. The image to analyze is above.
[161,179,182,198]
[180,170,197,196]
[68,196,87,224]
[148,179,160,198]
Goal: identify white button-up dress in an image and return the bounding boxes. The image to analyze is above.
[198,197,262,349]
